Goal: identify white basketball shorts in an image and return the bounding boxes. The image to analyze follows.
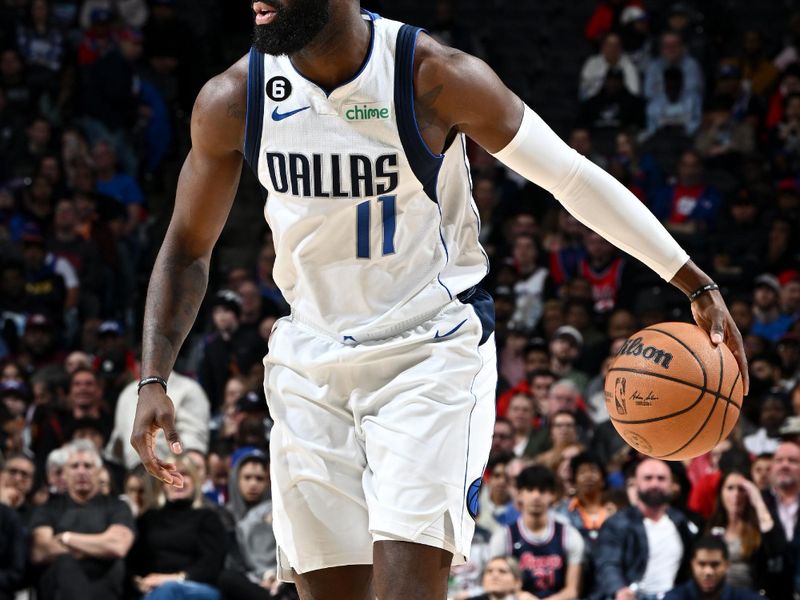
[263,289,497,581]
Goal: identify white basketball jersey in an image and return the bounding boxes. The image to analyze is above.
[244,11,489,341]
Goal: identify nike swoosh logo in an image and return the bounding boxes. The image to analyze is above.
[272,106,311,121]
[434,319,468,340]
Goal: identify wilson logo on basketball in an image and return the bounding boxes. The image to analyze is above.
[617,337,674,369]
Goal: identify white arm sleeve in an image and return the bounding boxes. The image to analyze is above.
[491,105,690,282]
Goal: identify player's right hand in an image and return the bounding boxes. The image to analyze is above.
[130,386,184,487]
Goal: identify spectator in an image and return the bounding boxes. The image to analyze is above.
[467,556,537,600]
[665,536,763,600]
[735,30,780,99]
[0,501,26,600]
[642,66,702,140]
[490,465,583,599]
[579,33,640,101]
[705,469,786,596]
[217,450,284,599]
[763,442,800,543]
[507,393,540,458]
[751,454,773,491]
[92,320,137,404]
[30,439,135,600]
[92,140,144,233]
[644,32,704,103]
[0,452,36,521]
[618,6,651,76]
[751,274,794,343]
[556,452,609,545]
[510,234,548,331]
[477,451,518,534]
[549,331,590,396]
[651,151,722,236]
[198,290,268,413]
[709,191,765,283]
[491,417,516,455]
[782,276,800,321]
[64,366,111,439]
[534,411,580,470]
[769,93,800,178]
[128,456,226,599]
[579,68,645,145]
[15,0,66,107]
[594,458,699,600]
[694,95,756,167]
[744,394,788,455]
[106,370,209,470]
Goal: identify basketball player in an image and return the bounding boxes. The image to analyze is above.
[130,1,749,598]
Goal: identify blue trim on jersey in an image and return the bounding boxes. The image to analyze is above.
[394,24,444,204]
[360,8,381,20]
[244,48,265,170]
[289,12,376,97]
[458,287,495,346]
[460,135,491,276]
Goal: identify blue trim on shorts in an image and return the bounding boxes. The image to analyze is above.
[244,48,265,171]
[457,287,495,346]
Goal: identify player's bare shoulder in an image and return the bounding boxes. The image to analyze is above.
[411,34,522,153]
[191,54,250,155]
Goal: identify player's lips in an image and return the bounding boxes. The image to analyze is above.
[253,1,278,25]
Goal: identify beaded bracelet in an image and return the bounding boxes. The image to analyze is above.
[688,283,720,302]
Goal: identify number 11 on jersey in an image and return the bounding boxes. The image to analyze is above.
[357,195,396,259]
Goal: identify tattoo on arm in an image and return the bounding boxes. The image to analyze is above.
[227,102,245,121]
[141,247,210,377]
[415,84,443,132]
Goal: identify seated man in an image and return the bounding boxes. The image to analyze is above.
[31,439,135,600]
[490,465,583,599]
[0,502,26,600]
[665,536,762,600]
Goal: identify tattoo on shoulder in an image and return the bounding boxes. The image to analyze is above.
[416,84,444,132]
[227,102,245,121]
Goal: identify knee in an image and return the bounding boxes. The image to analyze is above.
[146,581,182,600]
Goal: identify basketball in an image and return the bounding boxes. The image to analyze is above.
[604,322,743,461]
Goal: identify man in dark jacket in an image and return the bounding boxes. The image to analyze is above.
[665,536,762,600]
[594,458,699,600]
[0,502,26,599]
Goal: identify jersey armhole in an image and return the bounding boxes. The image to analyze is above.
[394,25,444,203]
[244,48,265,171]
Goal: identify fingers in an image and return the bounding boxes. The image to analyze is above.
[130,428,183,487]
[725,317,749,397]
[157,408,183,456]
[709,308,725,346]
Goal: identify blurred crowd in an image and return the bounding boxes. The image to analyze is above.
[0,0,800,599]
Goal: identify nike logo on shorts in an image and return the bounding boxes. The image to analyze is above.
[272,106,311,121]
[434,319,468,340]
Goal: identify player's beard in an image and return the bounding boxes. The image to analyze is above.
[252,0,331,56]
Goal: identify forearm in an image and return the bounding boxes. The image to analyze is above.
[32,539,68,564]
[63,530,131,560]
[492,105,690,282]
[141,239,210,378]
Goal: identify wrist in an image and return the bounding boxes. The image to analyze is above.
[138,376,168,395]
[669,259,714,298]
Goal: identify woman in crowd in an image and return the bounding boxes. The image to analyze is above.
[127,457,226,599]
[705,470,787,598]
[466,556,536,600]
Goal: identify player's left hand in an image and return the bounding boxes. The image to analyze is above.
[689,288,749,396]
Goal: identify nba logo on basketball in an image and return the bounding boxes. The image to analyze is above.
[614,377,627,415]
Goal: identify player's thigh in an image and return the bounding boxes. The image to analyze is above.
[293,565,374,600]
[266,319,373,577]
[360,304,497,555]
[372,540,452,600]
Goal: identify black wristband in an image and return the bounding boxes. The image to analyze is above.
[137,376,168,394]
[689,283,720,302]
